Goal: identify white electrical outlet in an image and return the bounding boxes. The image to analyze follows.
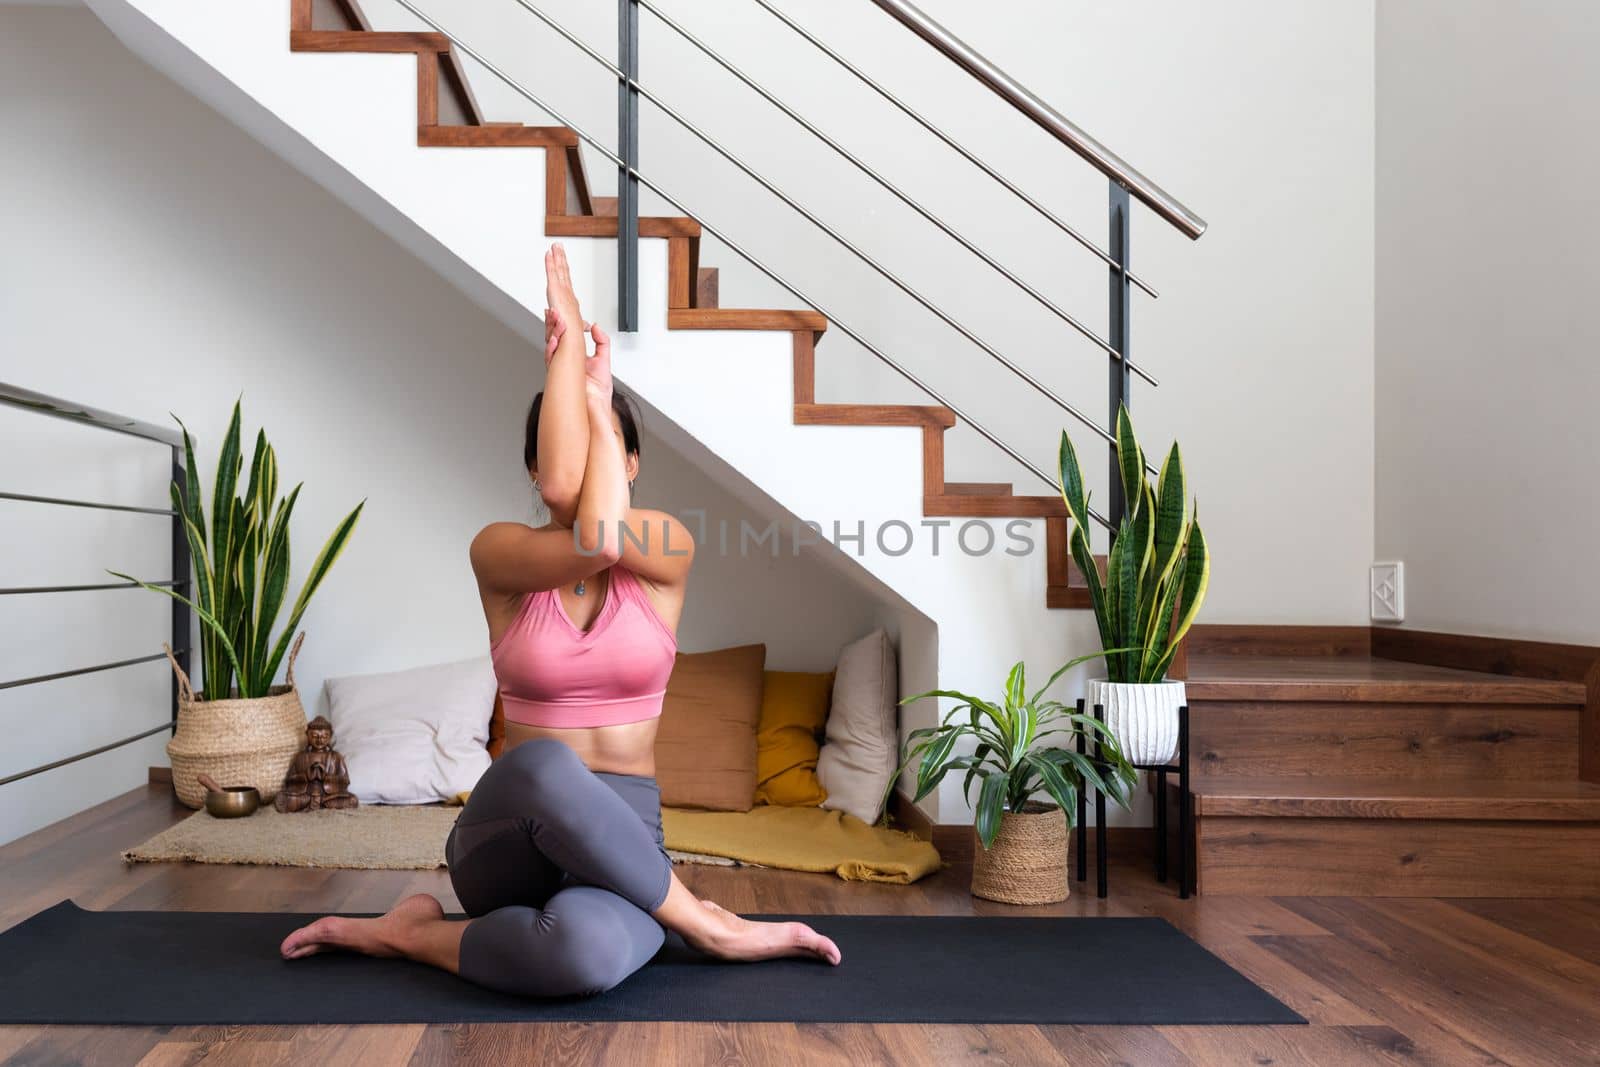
[1370,561,1405,622]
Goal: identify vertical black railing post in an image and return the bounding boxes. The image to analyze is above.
[1075,698,1087,883]
[1093,703,1108,900]
[1106,180,1132,536]
[170,444,191,725]
[1178,704,1191,899]
[617,0,640,332]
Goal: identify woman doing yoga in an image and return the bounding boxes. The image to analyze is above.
[280,244,841,996]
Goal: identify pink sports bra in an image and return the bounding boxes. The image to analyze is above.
[490,566,677,730]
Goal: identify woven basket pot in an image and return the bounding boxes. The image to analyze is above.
[1087,679,1186,765]
[970,801,1070,905]
[163,637,308,810]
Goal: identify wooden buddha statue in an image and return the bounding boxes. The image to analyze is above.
[275,715,359,812]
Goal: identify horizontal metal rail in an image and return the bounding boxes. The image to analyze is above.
[746,0,1157,299]
[0,721,174,788]
[0,381,184,447]
[0,490,177,517]
[0,579,189,596]
[391,0,1115,523]
[628,0,1158,387]
[0,652,175,692]
[507,0,1157,393]
[867,0,1207,239]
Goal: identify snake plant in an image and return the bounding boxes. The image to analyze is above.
[1059,402,1209,684]
[890,655,1138,848]
[112,400,364,699]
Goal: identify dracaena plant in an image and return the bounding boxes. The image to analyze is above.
[891,655,1139,849]
[112,400,364,700]
[1059,402,1210,684]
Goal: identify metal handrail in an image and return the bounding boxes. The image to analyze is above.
[747,0,1158,299]
[0,382,191,788]
[867,0,1207,240]
[628,0,1158,387]
[0,382,184,447]
[391,0,1115,521]
[504,0,1157,394]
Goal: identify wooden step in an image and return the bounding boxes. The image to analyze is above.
[923,494,1065,518]
[944,482,1012,496]
[794,403,954,428]
[1188,655,1584,780]
[1192,776,1600,897]
[1193,777,1600,820]
[542,140,594,219]
[669,308,827,341]
[290,29,449,53]
[1193,700,1581,780]
[550,215,701,239]
[667,237,700,309]
[1188,654,1586,704]
[417,126,576,148]
[1044,517,1101,609]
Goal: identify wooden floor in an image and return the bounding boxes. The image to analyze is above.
[4,785,1600,1065]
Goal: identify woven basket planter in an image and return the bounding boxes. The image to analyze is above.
[970,801,1070,905]
[163,638,308,809]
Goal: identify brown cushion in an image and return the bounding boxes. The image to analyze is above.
[655,644,766,811]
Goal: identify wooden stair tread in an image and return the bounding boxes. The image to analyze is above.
[290,30,450,53]
[924,494,1065,518]
[1187,654,1586,705]
[1192,776,1600,821]
[795,403,954,428]
[550,215,701,239]
[670,308,827,336]
[420,126,577,148]
[944,482,1012,496]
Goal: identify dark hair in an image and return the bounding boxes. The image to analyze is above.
[524,388,642,470]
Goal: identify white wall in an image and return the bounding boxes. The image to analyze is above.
[1375,1,1600,646]
[360,0,1378,626]
[0,5,880,842]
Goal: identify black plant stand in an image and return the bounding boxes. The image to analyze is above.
[1075,700,1192,899]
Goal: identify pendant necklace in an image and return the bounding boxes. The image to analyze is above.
[574,579,587,597]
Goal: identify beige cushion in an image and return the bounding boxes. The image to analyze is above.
[655,644,766,811]
[817,630,898,824]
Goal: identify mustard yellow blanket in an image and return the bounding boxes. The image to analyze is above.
[663,805,941,884]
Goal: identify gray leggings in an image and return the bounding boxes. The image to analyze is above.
[446,738,673,998]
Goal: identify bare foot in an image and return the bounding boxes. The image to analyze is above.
[686,899,841,966]
[280,893,445,961]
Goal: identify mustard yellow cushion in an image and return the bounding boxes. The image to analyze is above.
[754,670,833,806]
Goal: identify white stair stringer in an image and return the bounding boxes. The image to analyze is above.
[85,0,1111,826]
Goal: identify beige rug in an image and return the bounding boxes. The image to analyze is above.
[123,805,459,870]
[124,804,747,871]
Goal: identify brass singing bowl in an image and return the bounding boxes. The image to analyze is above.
[203,785,261,818]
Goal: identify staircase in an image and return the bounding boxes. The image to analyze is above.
[1178,635,1600,896]
[88,0,1189,824]
[79,0,1598,888]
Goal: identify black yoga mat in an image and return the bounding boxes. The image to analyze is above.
[0,901,1303,1026]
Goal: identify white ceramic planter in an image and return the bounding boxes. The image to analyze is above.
[1086,679,1186,765]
